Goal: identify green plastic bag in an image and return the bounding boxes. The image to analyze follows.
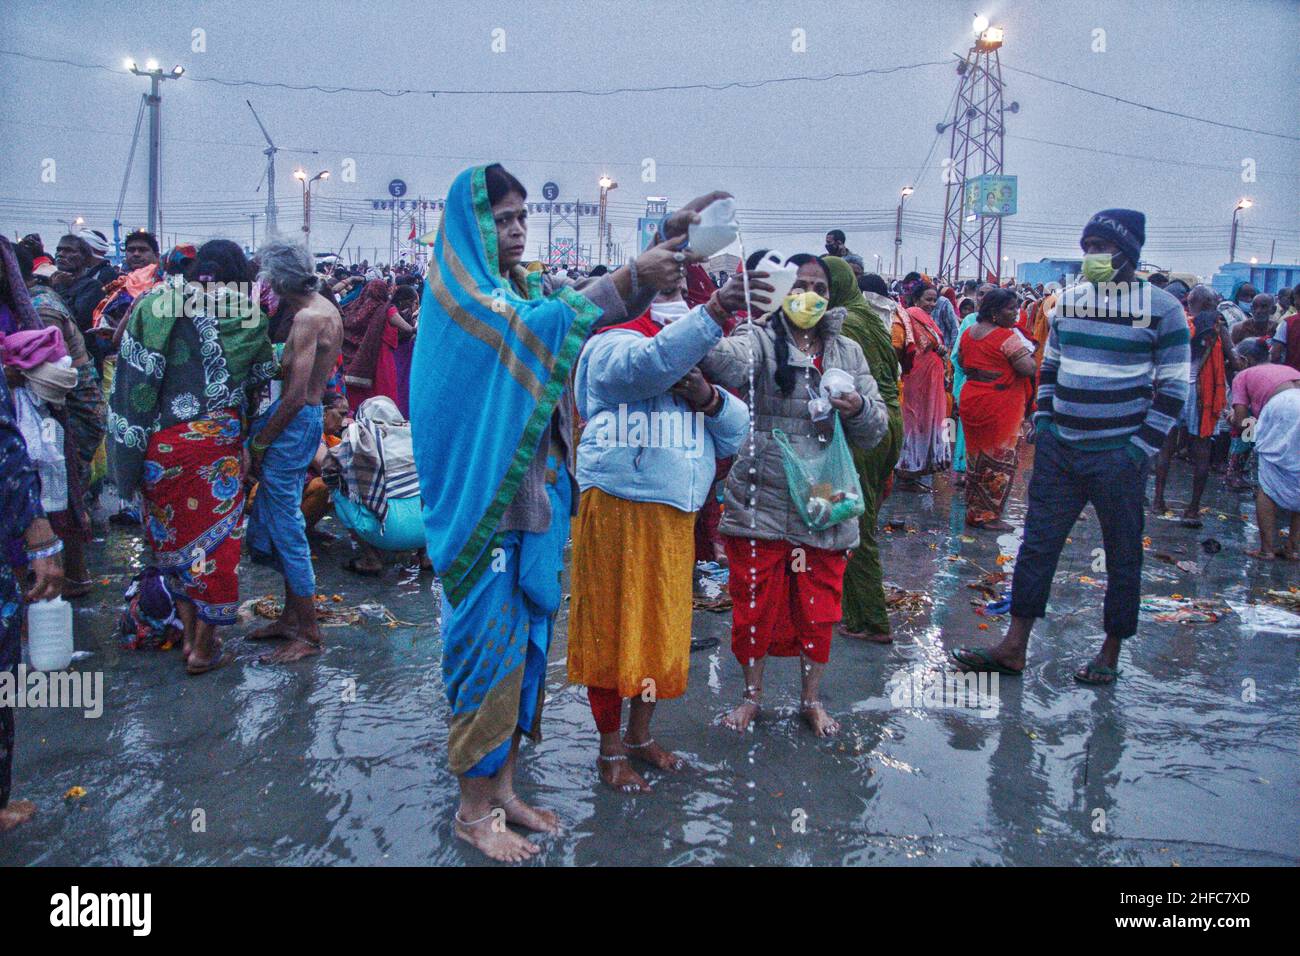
[771,413,866,531]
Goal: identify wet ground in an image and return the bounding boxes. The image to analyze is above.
[2,453,1297,866]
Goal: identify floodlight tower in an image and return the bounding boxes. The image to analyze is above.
[936,16,1017,283]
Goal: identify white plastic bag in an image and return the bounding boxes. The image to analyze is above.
[13,386,67,513]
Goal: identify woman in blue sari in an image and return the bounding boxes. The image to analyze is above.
[410,163,725,861]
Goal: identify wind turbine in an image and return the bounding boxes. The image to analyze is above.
[247,100,278,236]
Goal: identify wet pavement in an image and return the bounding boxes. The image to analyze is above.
[2,453,1297,866]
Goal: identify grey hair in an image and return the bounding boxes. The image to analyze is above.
[256,239,319,297]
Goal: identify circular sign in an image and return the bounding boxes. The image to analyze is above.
[542,181,559,201]
[388,179,408,198]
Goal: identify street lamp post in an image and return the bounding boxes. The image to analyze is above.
[1229,197,1252,263]
[893,185,914,279]
[597,176,618,267]
[294,168,330,256]
[125,58,184,238]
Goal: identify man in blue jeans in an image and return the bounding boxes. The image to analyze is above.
[952,209,1190,685]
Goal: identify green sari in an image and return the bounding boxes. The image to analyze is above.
[108,283,277,498]
[826,257,903,635]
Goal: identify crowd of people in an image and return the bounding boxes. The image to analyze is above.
[1,178,1297,861]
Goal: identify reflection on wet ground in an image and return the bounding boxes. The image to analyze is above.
[2,454,1297,866]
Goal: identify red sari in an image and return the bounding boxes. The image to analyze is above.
[957,325,1033,525]
[896,306,951,474]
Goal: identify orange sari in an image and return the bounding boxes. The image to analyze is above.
[957,325,1033,525]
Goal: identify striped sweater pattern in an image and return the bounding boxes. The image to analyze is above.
[1035,281,1190,457]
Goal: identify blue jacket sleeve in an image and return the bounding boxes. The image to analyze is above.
[703,389,750,459]
[583,305,724,406]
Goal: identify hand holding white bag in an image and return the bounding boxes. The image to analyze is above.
[12,385,67,513]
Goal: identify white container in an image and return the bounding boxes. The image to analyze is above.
[27,597,74,671]
[688,198,739,258]
[746,249,798,315]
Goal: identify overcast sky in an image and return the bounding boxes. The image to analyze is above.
[2,0,1296,279]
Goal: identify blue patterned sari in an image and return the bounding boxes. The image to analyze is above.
[410,166,601,776]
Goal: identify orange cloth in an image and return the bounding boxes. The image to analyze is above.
[567,487,695,700]
[1189,312,1227,436]
[958,325,1032,457]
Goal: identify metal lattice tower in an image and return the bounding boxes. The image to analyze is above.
[937,30,1014,283]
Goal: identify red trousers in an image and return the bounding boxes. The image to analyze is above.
[724,536,848,665]
[588,687,621,733]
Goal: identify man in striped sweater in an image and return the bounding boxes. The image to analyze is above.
[953,209,1190,686]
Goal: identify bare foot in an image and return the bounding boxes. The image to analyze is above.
[623,737,685,771]
[838,624,892,644]
[454,811,539,863]
[0,798,35,832]
[801,700,840,737]
[1246,548,1276,561]
[1152,499,1168,515]
[972,518,1014,532]
[246,613,297,641]
[259,635,322,664]
[597,755,650,794]
[498,794,560,833]
[723,697,760,733]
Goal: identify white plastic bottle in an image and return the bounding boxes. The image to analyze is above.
[27,597,74,671]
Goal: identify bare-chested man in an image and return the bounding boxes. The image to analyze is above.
[244,240,343,663]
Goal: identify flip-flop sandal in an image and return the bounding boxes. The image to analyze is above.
[689,635,720,651]
[1073,663,1120,685]
[1180,517,1204,528]
[343,558,383,577]
[951,646,1023,676]
[186,650,234,676]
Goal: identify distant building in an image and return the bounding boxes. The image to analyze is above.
[1016,257,1081,287]
[1211,261,1300,298]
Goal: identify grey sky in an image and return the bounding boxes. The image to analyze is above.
[2,0,1296,278]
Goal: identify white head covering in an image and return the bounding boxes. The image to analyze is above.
[77,229,110,256]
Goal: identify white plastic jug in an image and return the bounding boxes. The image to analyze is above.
[747,249,798,315]
[687,197,739,258]
[27,597,74,671]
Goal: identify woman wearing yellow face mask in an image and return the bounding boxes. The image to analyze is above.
[699,254,889,738]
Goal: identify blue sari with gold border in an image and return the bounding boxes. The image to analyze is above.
[410,166,600,776]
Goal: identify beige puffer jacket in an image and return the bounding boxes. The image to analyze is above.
[699,307,888,551]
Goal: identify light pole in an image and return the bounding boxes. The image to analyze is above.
[294,168,329,256]
[597,175,618,266]
[125,58,184,238]
[892,185,914,279]
[1229,197,1252,262]
[58,216,84,234]
[249,213,259,253]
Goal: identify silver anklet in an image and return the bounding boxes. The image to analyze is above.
[454,808,497,827]
[622,737,655,750]
[597,753,628,763]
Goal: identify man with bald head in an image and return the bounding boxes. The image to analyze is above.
[1153,285,1235,524]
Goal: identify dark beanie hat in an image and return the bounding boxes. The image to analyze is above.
[1081,209,1145,267]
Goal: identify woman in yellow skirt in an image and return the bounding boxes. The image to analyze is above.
[569,274,755,793]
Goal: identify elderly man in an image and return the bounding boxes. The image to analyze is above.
[1152,285,1235,526]
[244,241,343,664]
[50,229,117,370]
[49,230,116,332]
[1231,293,1277,345]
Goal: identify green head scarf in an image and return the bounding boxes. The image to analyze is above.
[824,256,900,410]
